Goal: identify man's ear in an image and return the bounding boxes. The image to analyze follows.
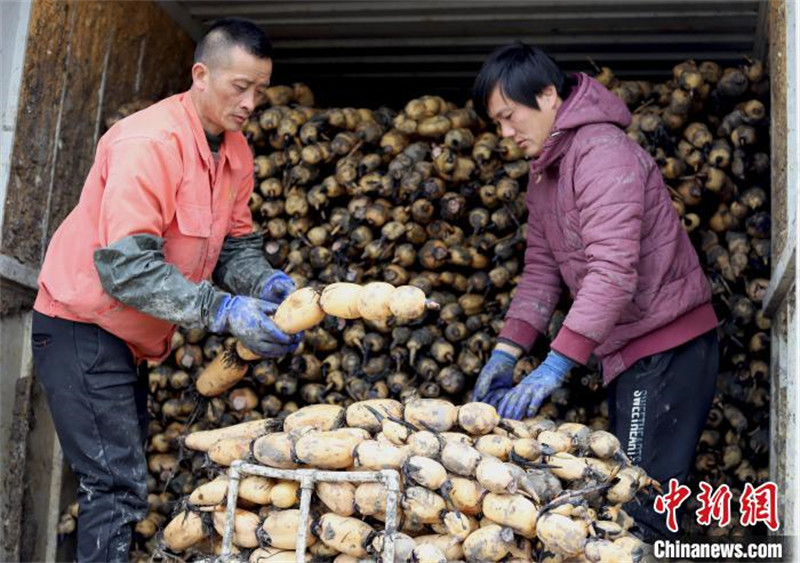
[191,62,209,91]
[534,85,558,112]
[542,84,559,110]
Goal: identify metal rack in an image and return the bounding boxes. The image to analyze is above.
[219,460,402,563]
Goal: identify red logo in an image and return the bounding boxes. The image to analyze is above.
[740,481,780,531]
[654,478,692,533]
[696,481,733,527]
[654,480,781,533]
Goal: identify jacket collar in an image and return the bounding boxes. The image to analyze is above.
[180,92,213,171]
[179,92,246,171]
[529,128,574,176]
[222,131,245,170]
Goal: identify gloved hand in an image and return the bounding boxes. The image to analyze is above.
[258,271,295,306]
[472,349,517,404]
[496,350,577,420]
[209,295,301,357]
[483,389,510,408]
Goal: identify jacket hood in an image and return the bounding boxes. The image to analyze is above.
[531,72,632,173]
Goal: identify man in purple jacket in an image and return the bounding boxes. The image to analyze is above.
[471,43,719,540]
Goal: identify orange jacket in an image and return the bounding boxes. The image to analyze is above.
[34,92,255,362]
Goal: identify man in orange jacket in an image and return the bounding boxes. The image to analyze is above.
[31,19,294,561]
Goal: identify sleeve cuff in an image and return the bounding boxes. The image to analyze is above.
[551,325,599,365]
[498,318,540,352]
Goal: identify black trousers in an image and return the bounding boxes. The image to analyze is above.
[608,328,719,541]
[31,311,149,563]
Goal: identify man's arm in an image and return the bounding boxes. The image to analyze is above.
[498,183,565,352]
[551,132,645,364]
[92,137,228,328]
[92,138,296,356]
[95,234,227,329]
[474,205,564,406]
[213,232,275,297]
[212,168,294,303]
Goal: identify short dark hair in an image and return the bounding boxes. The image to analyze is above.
[195,18,273,65]
[472,42,571,121]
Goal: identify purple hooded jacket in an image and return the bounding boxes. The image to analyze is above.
[498,73,717,383]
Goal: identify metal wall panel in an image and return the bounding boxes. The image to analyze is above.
[160,0,763,106]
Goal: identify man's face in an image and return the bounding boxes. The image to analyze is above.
[192,45,273,134]
[486,85,560,158]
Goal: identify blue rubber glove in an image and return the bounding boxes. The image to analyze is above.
[258,271,295,306]
[472,349,517,404]
[483,389,510,408]
[209,295,301,357]
[497,350,577,420]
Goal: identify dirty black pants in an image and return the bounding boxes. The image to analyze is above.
[608,328,719,541]
[31,311,149,563]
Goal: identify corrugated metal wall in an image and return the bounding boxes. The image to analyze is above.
[159,0,766,107]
